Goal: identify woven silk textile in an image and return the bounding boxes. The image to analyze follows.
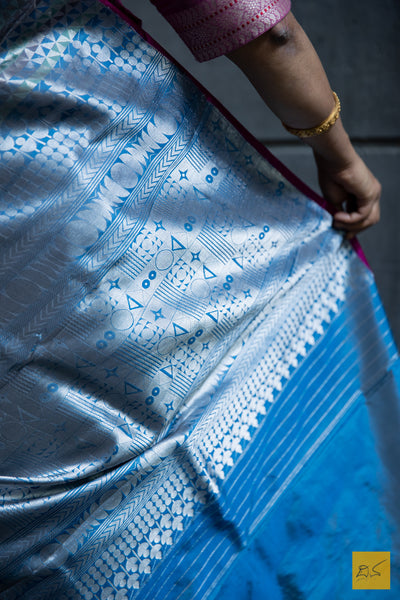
[150,0,291,60]
[0,1,399,598]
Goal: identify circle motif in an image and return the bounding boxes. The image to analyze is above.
[190,279,210,299]
[158,336,177,355]
[155,250,174,271]
[111,310,134,331]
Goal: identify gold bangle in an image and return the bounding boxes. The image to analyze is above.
[282,91,341,138]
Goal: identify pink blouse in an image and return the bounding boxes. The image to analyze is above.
[151,0,291,61]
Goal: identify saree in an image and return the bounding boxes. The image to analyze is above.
[0,1,399,598]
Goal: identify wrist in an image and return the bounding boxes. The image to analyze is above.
[308,119,357,172]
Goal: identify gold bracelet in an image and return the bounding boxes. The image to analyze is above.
[282,91,341,138]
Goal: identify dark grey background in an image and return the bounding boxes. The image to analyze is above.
[123,0,400,345]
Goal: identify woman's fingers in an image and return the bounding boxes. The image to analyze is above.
[316,153,381,235]
[333,198,380,232]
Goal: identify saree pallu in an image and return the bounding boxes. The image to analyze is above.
[0,1,399,598]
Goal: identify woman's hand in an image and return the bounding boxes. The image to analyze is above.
[314,151,381,238]
[227,12,381,239]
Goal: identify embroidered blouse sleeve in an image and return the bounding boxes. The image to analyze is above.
[150,0,292,62]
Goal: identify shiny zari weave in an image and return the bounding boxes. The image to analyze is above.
[0,1,399,599]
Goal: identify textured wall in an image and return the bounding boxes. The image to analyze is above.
[122,0,400,345]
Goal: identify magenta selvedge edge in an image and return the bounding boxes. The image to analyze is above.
[98,0,370,269]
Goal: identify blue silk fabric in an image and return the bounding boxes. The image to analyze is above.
[0,1,399,598]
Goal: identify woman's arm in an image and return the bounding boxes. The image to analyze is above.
[227,12,381,237]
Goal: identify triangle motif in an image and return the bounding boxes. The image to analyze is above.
[193,187,209,201]
[206,310,219,323]
[203,265,217,279]
[171,236,186,251]
[160,365,174,379]
[124,382,142,395]
[127,295,143,310]
[233,257,244,269]
[172,322,189,336]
